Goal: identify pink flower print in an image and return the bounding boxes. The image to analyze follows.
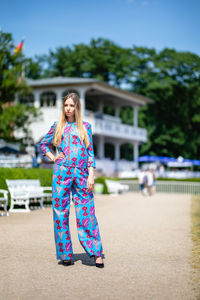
[97,251,102,257]
[81,197,88,205]
[85,229,91,238]
[64,126,71,133]
[82,218,89,227]
[79,177,86,186]
[88,142,92,151]
[82,188,88,197]
[72,135,78,145]
[56,175,62,185]
[80,169,85,175]
[62,197,68,207]
[93,229,98,238]
[76,218,81,228]
[81,147,86,157]
[54,197,60,207]
[63,219,68,229]
[63,187,70,197]
[80,240,84,246]
[65,242,71,252]
[82,206,88,216]
[65,230,70,240]
[86,240,93,248]
[67,253,72,259]
[71,157,77,166]
[66,167,73,175]
[78,159,85,168]
[90,206,95,215]
[64,210,69,218]
[91,250,95,255]
[58,242,64,253]
[63,146,69,155]
[74,196,79,206]
[63,177,71,186]
[56,220,61,230]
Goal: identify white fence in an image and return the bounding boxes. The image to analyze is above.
[119,180,200,195]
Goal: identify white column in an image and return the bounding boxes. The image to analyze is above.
[78,87,86,117]
[34,91,40,108]
[134,106,138,127]
[98,135,104,159]
[133,142,139,168]
[115,142,120,160]
[115,106,120,118]
[56,89,63,111]
[114,141,120,171]
[99,101,103,113]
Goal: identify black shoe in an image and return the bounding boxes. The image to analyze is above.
[95,262,104,268]
[62,260,73,266]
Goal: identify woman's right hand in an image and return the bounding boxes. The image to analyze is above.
[54,152,65,162]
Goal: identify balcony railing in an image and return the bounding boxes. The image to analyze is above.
[85,118,146,143]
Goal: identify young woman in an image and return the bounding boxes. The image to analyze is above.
[39,93,104,268]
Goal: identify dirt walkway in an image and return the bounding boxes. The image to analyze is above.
[0,192,198,300]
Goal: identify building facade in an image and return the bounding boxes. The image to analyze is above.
[15,77,153,175]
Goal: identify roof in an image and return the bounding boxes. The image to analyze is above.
[26,76,154,105]
[26,77,99,86]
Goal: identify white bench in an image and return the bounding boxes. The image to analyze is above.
[6,179,52,213]
[0,189,9,216]
[105,179,129,194]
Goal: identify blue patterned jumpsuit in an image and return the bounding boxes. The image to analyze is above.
[39,120,103,261]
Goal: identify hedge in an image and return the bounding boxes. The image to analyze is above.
[0,168,53,191]
[0,168,119,195]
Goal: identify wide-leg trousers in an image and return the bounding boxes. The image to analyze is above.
[52,164,103,261]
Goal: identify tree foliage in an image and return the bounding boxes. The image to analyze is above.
[0,30,41,145]
[25,38,200,159]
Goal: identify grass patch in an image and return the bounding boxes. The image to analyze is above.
[191,195,200,297]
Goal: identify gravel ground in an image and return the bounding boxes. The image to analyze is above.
[0,192,198,300]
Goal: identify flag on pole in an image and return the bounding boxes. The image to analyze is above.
[14,40,24,55]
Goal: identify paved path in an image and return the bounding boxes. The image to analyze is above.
[0,192,198,300]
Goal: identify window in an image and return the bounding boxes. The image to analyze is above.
[120,143,133,161]
[40,92,56,107]
[105,143,115,160]
[18,93,34,106]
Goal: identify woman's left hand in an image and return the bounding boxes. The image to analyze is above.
[87,174,94,192]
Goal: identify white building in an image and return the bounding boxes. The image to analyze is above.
[15,77,153,176]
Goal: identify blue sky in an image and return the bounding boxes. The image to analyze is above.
[0,0,199,57]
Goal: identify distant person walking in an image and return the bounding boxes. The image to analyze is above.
[146,168,154,196]
[151,170,157,195]
[39,93,104,268]
[138,169,148,196]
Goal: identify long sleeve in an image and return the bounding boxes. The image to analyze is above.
[87,123,96,168]
[39,122,57,157]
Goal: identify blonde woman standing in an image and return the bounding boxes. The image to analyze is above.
[39,93,104,268]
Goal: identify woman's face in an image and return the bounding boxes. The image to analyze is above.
[64,98,75,120]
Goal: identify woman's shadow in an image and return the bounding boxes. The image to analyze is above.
[58,253,105,266]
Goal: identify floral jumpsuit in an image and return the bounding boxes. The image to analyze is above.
[39,120,103,261]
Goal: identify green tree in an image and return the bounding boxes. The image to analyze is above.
[0,30,41,146]
[132,47,200,159]
[31,38,134,87]
[25,39,200,159]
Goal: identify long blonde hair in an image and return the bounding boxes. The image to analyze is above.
[53,93,89,148]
